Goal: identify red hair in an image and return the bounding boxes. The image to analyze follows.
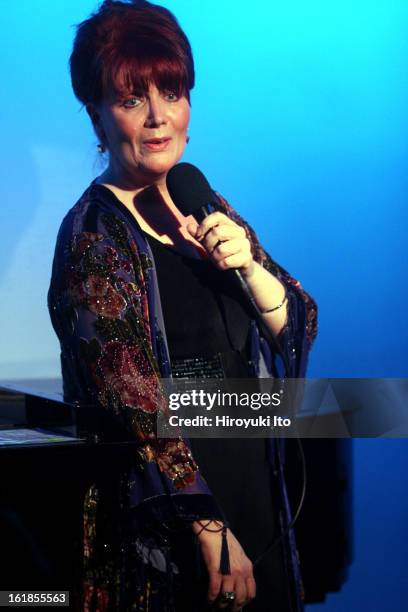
[70,0,195,106]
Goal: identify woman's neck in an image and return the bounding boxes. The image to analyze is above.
[96,167,171,206]
[95,171,206,258]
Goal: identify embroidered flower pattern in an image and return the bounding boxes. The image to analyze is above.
[156,440,198,489]
[61,214,197,488]
[72,274,127,318]
[97,340,159,413]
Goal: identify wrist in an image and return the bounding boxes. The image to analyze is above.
[260,286,287,315]
[192,519,231,575]
[192,519,225,537]
[240,258,256,279]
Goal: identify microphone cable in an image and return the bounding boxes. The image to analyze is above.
[253,434,306,568]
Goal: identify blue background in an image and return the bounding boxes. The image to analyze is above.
[0,1,407,609]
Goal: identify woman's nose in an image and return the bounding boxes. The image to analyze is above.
[144,92,166,127]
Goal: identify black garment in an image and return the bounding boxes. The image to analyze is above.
[147,235,292,612]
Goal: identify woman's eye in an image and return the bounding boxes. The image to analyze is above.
[164,92,179,102]
[122,96,143,108]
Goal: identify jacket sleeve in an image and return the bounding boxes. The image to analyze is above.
[214,192,318,378]
[48,202,224,520]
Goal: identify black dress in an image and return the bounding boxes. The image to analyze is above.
[146,234,294,612]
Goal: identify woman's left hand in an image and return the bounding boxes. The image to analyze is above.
[187,212,255,278]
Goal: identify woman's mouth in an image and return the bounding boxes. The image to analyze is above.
[142,137,172,151]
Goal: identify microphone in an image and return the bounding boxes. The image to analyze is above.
[166,162,262,313]
[166,162,219,222]
[166,162,288,375]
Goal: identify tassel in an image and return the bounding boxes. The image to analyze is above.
[219,526,230,575]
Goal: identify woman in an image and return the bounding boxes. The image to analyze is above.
[48,1,317,610]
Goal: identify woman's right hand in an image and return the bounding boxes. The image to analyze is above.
[192,520,256,611]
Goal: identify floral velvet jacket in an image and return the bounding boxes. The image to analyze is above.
[48,182,317,611]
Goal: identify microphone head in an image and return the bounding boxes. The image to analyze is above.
[166,162,215,216]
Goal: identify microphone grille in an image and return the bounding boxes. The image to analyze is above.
[166,162,214,216]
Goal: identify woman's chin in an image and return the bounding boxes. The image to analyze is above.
[140,149,184,176]
[138,161,177,181]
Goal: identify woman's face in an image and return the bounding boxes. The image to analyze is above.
[94,83,190,186]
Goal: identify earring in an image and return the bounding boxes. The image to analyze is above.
[97,143,106,153]
[186,134,190,144]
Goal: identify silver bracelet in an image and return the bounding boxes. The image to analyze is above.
[261,291,288,314]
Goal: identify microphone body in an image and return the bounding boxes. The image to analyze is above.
[193,203,266,322]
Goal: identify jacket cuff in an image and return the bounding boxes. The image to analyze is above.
[128,493,226,530]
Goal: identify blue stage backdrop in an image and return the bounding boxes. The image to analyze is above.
[0,1,407,610]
